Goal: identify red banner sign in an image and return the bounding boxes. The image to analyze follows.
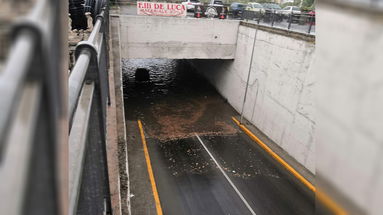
[137,2,187,17]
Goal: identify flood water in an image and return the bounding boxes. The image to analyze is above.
[122,59,222,122]
[122,59,237,140]
[122,59,314,215]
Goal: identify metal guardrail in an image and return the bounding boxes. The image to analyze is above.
[0,0,66,214]
[241,10,315,35]
[0,0,111,214]
[68,4,112,215]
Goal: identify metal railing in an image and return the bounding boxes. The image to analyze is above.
[0,0,66,214]
[241,10,315,35]
[68,3,112,215]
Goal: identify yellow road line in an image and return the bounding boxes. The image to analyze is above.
[232,117,348,215]
[317,189,347,215]
[232,116,315,192]
[137,120,163,215]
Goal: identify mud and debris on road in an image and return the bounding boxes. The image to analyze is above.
[123,59,238,141]
[122,59,314,215]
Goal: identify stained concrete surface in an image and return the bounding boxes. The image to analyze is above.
[118,15,239,59]
[106,10,126,214]
[117,4,315,35]
[190,25,316,173]
[123,59,314,214]
[126,120,157,215]
[77,98,111,215]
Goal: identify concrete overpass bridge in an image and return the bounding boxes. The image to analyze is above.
[117,15,239,59]
[4,1,379,215]
[1,1,317,214]
[76,4,318,215]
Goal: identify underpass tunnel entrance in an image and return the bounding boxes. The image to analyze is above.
[134,68,150,82]
[121,59,314,215]
[122,59,232,132]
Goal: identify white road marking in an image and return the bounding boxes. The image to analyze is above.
[194,133,257,215]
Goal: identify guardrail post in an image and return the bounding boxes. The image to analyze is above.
[287,13,292,30]
[307,14,313,34]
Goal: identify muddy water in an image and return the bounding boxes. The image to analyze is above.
[122,59,238,140]
[122,59,314,215]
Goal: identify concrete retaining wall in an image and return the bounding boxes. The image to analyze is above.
[191,24,315,173]
[315,3,383,214]
[119,15,239,59]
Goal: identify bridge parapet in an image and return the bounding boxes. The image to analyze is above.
[118,15,240,59]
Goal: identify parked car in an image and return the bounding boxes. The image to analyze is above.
[245,2,265,13]
[303,10,315,25]
[242,2,264,20]
[261,3,282,22]
[308,10,315,25]
[279,5,301,19]
[209,0,224,7]
[182,0,202,12]
[308,10,315,16]
[204,0,227,19]
[261,3,281,12]
[230,2,246,18]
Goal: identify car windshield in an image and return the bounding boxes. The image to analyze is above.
[251,3,262,8]
[292,6,300,11]
[238,4,245,8]
[231,3,244,7]
[191,0,200,2]
[214,1,223,5]
[263,3,281,9]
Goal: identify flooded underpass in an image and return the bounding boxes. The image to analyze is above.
[122,59,314,215]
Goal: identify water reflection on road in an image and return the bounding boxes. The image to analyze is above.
[122,58,314,215]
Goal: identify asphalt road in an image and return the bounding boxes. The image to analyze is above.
[145,133,314,215]
[123,59,315,215]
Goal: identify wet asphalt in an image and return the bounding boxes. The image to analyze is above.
[123,59,314,215]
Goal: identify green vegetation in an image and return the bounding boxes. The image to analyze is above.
[301,0,314,10]
[281,0,300,8]
[281,0,314,9]
[302,0,314,7]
